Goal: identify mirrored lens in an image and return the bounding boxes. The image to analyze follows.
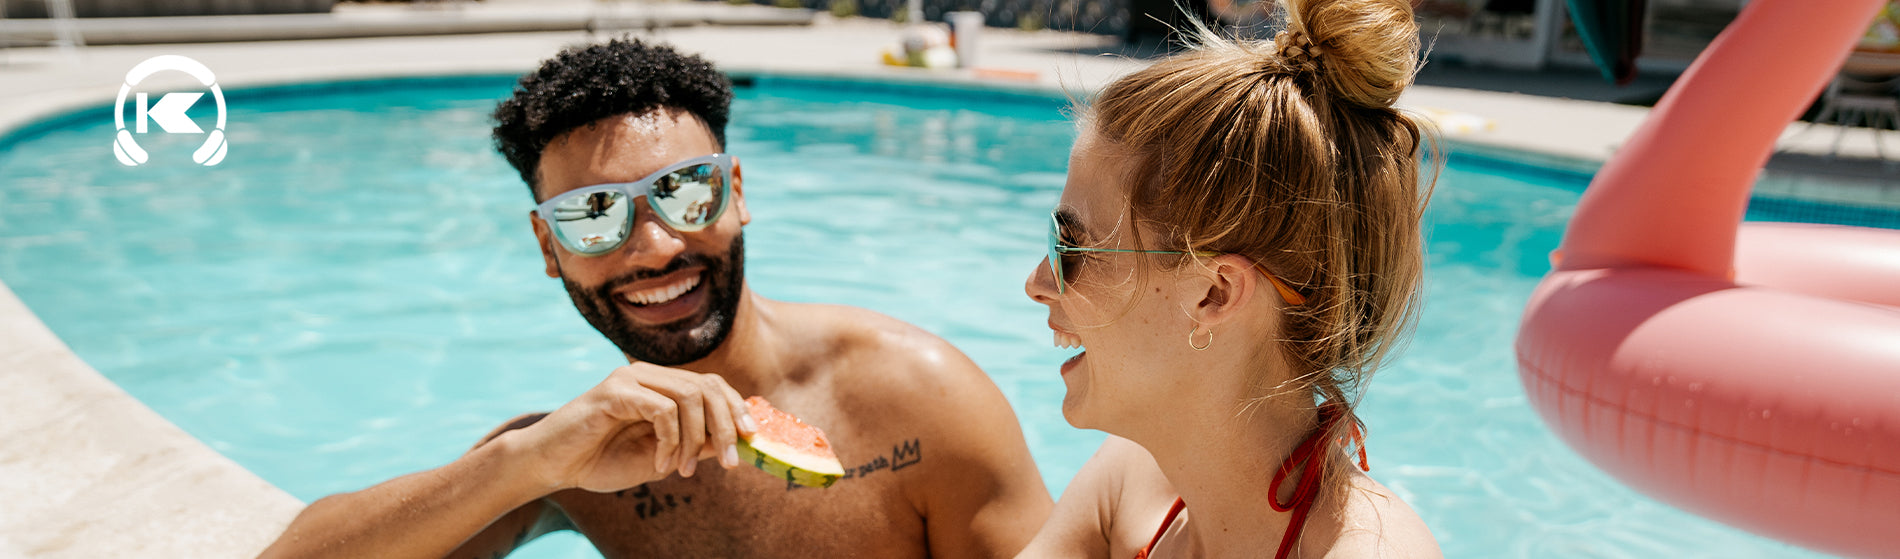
[649,163,725,229]
[549,190,632,254]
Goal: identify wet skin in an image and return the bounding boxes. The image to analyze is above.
[447,109,1053,559]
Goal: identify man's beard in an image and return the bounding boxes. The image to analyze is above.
[561,234,745,366]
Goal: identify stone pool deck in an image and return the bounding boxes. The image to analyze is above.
[1,4,1896,556]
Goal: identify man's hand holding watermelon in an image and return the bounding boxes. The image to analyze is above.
[506,362,757,495]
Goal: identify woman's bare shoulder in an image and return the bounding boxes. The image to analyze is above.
[1093,437,1180,555]
[1016,436,1178,558]
[1321,470,1441,559]
[1095,436,1173,506]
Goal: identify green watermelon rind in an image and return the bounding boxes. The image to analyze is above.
[737,436,844,489]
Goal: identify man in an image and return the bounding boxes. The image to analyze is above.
[261,40,1051,558]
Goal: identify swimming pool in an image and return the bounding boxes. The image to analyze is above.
[0,74,1872,558]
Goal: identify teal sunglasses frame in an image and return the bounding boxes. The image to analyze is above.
[1047,212,1307,305]
[533,153,734,256]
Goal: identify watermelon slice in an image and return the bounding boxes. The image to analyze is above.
[736,396,845,488]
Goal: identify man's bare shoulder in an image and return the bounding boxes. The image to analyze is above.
[1319,471,1442,559]
[769,301,1053,556]
[774,300,1025,465]
[779,301,986,391]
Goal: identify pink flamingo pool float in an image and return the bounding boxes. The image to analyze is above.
[1514,0,1900,557]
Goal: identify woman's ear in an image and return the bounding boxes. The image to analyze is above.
[1186,253,1260,328]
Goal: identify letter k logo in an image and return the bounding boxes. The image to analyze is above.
[113,55,228,167]
[136,92,204,134]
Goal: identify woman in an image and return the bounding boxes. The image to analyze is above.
[1019,0,1441,557]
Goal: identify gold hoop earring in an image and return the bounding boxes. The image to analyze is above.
[1189,325,1214,351]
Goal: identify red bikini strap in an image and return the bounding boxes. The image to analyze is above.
[1266,404,1369,559]
[1134,498,1188,559]
[1267,426,1328,514]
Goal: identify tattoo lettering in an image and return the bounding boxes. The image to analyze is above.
[618,485,694,520]
[838,438,923,481]
[852,455,888,479]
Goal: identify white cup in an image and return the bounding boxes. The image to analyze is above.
[947,11,986,68]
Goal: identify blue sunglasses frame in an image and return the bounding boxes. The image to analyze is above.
[533,153,734,255]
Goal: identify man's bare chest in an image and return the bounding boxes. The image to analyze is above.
[552,430,934,558]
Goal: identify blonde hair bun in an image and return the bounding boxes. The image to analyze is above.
[1280,0,1419,109]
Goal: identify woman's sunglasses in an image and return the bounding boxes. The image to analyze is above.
[534,153,734,256]
[1047,211,1307,305]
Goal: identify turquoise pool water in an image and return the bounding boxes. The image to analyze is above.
[0,75,1862,558]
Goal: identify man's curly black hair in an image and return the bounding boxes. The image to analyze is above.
[492,39,733,201]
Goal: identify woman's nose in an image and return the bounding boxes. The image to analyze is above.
[1025,257,1059,304]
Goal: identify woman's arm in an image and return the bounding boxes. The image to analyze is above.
[1017,436,1176,559]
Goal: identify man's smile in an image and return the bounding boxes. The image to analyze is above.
[619,268,704,306]
[614,267,710,324]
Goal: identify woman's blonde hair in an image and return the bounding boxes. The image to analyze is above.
[1086,0,1433,453]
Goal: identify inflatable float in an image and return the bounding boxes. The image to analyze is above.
[1515,1,1900,557]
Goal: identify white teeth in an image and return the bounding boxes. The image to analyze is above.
[623,275,700,306]
[1052,330,1084,350]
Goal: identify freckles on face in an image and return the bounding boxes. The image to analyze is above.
[1054,131,1177,324]
[1042,129,1200,428]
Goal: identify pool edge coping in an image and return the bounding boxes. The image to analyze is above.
[0,280,303,557]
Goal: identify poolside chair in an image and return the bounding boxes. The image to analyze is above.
[1808,73,1900,160]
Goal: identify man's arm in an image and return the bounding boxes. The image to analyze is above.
[258,429,554,559]
[443,414,573,559]
[260,363,755,559]
[440,499,563,559]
